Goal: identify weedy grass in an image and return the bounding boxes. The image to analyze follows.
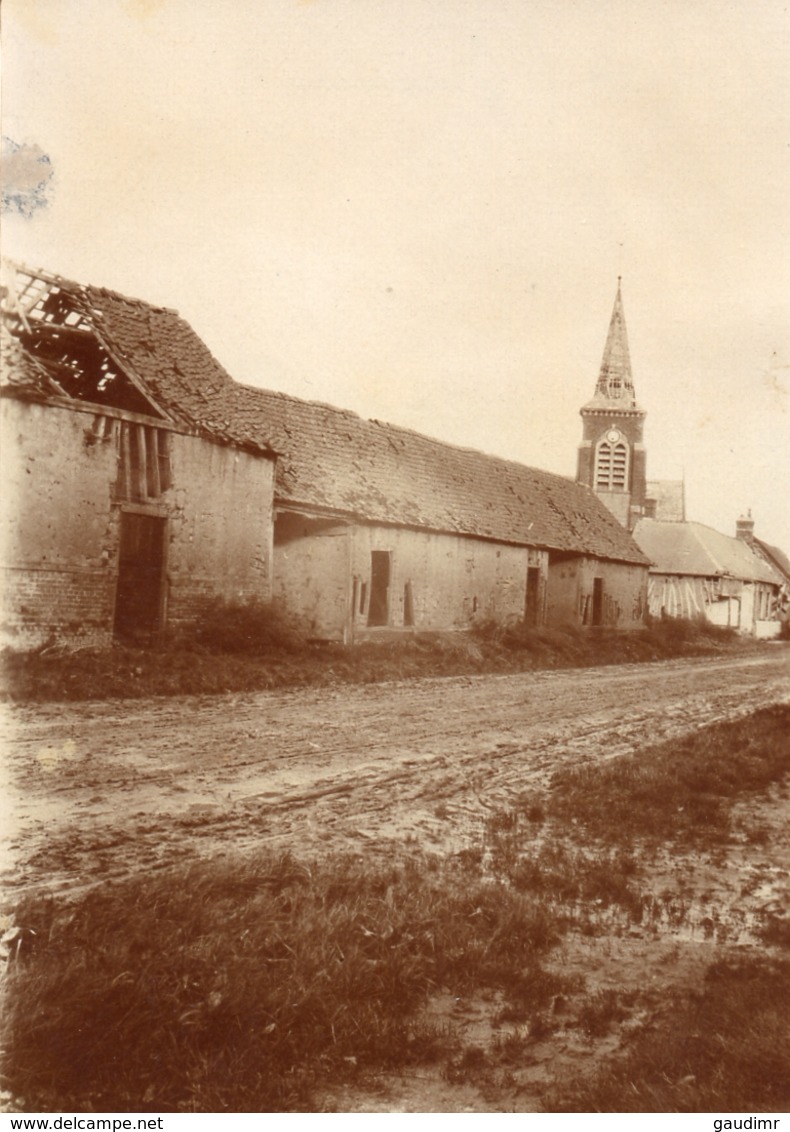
[2,851,562,1113]
[1,618,763,703]
[485,835,644,921]
[548,956,790,1112]
[4,705,789,1113]
[759,914,790,949]
[477,705,790,943]
[543,703,790,847]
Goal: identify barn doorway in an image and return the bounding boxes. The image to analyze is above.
[114,512,167,642]
[592,577,604,626]
[525,566,541,626]
[367,550,391,627]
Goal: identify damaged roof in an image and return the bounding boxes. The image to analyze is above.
[2,262,648,564]
[1,262,280,456]
[632,519,783,584]
[754,538,790,586]
[0,324,65,397]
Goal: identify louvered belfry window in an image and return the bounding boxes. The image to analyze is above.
[115,422,172,501]
[595,439,628,490]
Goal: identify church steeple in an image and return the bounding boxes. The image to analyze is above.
[593,277,636,404]
[576,280,648,531]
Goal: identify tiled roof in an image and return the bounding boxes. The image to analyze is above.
[221,382,649,562]
[0,325,62,396]
[2,264,648,564]
[633,519,782,584]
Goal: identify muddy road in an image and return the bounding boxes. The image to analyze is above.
[2,651,789,897]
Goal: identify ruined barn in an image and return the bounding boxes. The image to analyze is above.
[2,264,649,649]
[1,265,279,649]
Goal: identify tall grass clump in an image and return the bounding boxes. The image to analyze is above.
[549,956,790,1112]
[2,851,562,1112]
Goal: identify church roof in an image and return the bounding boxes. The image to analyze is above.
[632,519,782,584]
[583,279,641,411]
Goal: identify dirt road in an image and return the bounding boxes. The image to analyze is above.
[2,651,789,896]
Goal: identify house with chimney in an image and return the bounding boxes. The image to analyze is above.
[631,517,784,636]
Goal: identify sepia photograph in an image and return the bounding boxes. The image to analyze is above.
[1,0,789,1118]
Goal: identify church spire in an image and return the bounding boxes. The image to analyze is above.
[576,278,647,531]
[593,277,636,404]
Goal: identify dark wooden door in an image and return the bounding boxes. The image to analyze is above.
[114,513,166,641]
[525,566,541,626]
[592,577,604,626]
[367,551,391,627]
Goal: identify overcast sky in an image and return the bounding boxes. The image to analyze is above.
[3,0,789,552]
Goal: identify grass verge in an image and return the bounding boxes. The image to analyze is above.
[3,707,789,1112]
[545,703,790,847]
[2,618,761,703]
[498,703,790,851]
[1,852,563,1113]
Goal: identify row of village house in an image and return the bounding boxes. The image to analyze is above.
[0,263,787,649]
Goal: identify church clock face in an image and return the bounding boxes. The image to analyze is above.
[606,428,622,445]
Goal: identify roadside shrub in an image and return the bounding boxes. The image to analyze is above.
[1,608,761,703]
[641,614,737,649]
[189,598,306,655]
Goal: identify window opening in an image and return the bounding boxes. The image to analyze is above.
[595,440,628,490]
[116,422,171,501]
[525,567,541,626]
[592,578,604,626]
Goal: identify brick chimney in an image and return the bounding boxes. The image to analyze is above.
[736,510,755,541]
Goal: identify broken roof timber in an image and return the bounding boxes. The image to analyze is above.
[1,261,279,458]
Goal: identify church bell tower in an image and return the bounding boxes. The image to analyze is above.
[576,280,647,530]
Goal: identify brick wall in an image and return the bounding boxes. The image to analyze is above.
[1,565,115,648]
[2,399,275,649]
